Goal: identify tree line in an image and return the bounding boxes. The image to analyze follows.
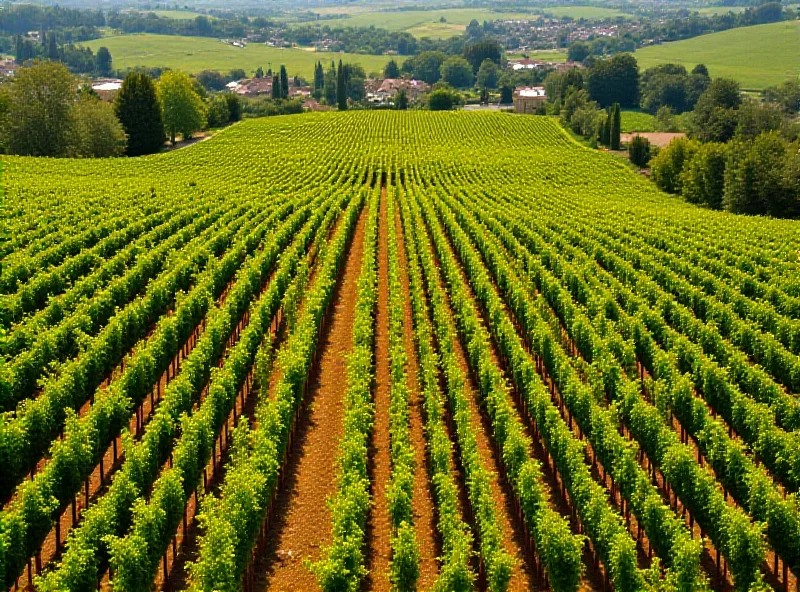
[544,52,800,218]
[0,62,242,158]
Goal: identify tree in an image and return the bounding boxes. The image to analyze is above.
[272,74,280,100]
[95,46,112,76]
[196,70,227,91]
[313,61,324,97]
[229,69,246,81]
[628,135,651,168]
[0,85,11,154]
[650,137,700,194]
[384,59,400,79]
[14,35,23,65]
[724,132,794,217]
[691,78,742,142]
[585,53,639,108]
[7,61,75,157]
[640,65,690,115]
[567,41,591,63]
[405,51,447,85]
[394,88,408,110]
[279,65,289,99]
[324,62,337,105]
[255,66,263,79]
[601,108,611,146]
[680,142,727,209]
[343,63,366,102]
[440,57,473,89]
[205,95,230,128]
[476,58,499,90]
[610,103,621,150]
[655,105,678,132]
[337,60,347,110]
[115,71,164,156]
[500,85,513,104]
[764,79,800,114]
[158,70,206,145]
[47,32,59,61]
[70,96,127,157]
[428,86,460,111]
[463,39,501,73]
[735,99,782,140]
[224,93,241,122]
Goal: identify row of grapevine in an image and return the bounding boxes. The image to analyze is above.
[105,191,345,592]
[0,201,247,414]
[429,189,705,590]
[397,186,476,591]
[446,188,724,586]
[454,186,770,590]
[2,198,215,359]
[1,205,173,328]
[490,189,800,578]
[384,189,422,591]
[186,190,365,590]
[13,198,319,591]
[406,188,517,592]
[30,195,327,592]
[413,186,657,592]
[313,188,380,591]
[0,200,282,500]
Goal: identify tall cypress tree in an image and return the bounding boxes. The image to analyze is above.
[336,59,347,111]
[14,35,23,65]
[47,33,59,61]
[272,74,280,100]
[610,102,621,150]
[313,61,324,94]
[279,65,289,99]
[114,72,164,156]
[602,108,612,146]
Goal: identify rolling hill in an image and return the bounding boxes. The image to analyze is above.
[634,21,799,89]
[83,34,402,78]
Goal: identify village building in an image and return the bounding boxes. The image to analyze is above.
[514,86,547,114]
[0,57,15,77]
[92,78,123,100]
[365,78,430,106]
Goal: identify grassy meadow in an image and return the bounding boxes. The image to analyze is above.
[310,6,627,38]
[634,21,799,89]
[84,34,403,77]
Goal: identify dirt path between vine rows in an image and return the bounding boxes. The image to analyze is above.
[394,204,440,590]
[253,207,368,592]
[365,187,392,591]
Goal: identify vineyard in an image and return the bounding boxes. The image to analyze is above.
[1,111,800,592]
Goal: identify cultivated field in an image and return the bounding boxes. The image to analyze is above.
[2,111,800,592]
[312,6,627,39]
[634,21,800,89]
[83,34,403,77]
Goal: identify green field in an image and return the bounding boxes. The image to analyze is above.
[329,9,540,32]
[634,21,800,89]
[621,110,657,132]
[691,6,747,15]
[150,10,213,20]
[312,6,627,38]
[83,34,403,77]
[539,6,629,20]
